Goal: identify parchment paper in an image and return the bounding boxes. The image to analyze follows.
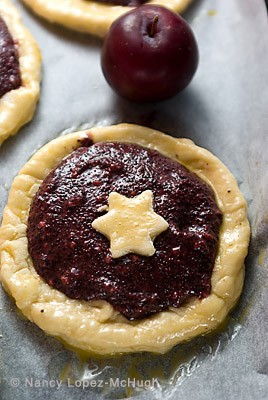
[0,0,268,399]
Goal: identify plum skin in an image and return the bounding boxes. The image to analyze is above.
[101,5,199,102]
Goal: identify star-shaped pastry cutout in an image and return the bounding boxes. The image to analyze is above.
[92,190,169,258]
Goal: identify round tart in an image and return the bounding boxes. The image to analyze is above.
[21,0,193,37]
[0,0,41,146]
[0,124,250,354]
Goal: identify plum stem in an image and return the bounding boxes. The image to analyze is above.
[149,15,159,38]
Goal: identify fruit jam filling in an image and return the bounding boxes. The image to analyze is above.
[0,17,21,98]
[27,141,222,320]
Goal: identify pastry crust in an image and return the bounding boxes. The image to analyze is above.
[21,0,194,37]
[0,124,250,354]
[0,0,41,146]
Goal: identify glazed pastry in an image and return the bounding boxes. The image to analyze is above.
[21,0,193,37]
[0,0,41,146]
[0,124,250,354]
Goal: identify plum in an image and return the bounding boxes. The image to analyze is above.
[101,5,199,102]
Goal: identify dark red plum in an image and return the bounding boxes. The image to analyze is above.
[101,5,199,102]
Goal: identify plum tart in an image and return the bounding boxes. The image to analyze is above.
[0,0,41,146]
[21,0,194,37]
[0,124,250,354]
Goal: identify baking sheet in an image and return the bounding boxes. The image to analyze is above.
[1,0,268,399]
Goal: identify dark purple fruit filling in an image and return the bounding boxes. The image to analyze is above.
[27,140,222,320]
[0,16,21,99]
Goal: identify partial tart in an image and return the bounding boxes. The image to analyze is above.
[21,0,194,37]
[0,0,41,146]
[0,124,250,354]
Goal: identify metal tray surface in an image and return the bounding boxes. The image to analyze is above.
[0,0,268,399]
